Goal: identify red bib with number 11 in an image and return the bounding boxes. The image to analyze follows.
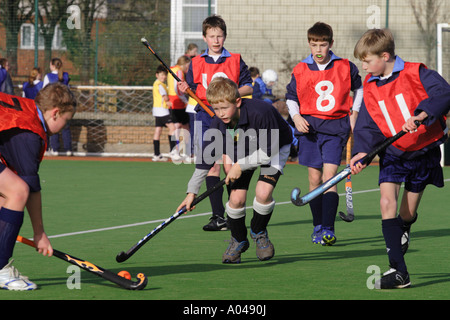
[363,62,444,152]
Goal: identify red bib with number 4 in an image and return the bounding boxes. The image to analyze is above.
[293,59,352,119]
[191,53,241,106]
[363,62,444,152]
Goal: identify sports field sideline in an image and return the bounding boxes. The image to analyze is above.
[1,158,449,304]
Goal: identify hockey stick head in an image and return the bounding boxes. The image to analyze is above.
[141,37,156,54]
[128,273,148,290]
[116,251,128,263]
[339,211,354,222]
[291,187,305,206]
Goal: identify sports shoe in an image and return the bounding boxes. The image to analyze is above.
[169,149,182,161]
[152,154,167,162]
[311,225,323,244]
[374,268,411,289]
[321,228,337,246]
[250,230,275,261]
[203,216,228,231]
[222,237,249,263]
[0,260,37,291]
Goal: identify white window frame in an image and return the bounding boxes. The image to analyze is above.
[170,0,216,65]
[20,23,66,50]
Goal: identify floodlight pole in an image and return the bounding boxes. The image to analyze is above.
[34,0,39,67]
[385,0,389,28]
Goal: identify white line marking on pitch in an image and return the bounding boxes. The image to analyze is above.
[47,179,450,240]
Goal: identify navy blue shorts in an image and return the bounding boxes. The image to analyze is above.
[379,146,444,193]
[0,162,5,174]
[298,132,346,168]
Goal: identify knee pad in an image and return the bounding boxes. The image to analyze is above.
[226,201,246,219]
[253,197,275,215]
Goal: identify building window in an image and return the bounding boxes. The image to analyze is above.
[170,0,216,64]
[20,23,66,50]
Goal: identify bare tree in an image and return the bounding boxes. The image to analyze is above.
[38,0,77,73]
[410,0,447,68]
[0,0,33,75]
[60,0,107,83]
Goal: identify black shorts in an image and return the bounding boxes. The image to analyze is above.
[171,109,189,124]
[230,166,282,190]
[154,115,172,127]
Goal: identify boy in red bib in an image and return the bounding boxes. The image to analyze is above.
[351,29,450,289]
[286,22,363,246]
[178,15,253,231]
[0,83,77,290]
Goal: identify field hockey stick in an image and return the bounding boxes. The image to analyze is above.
[291,121,420,206]
[17,235,148,290]
[140,37,215,118]
[338,136,354,222]
[116,178,226,263]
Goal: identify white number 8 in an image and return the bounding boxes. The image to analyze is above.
[315,80,335,112]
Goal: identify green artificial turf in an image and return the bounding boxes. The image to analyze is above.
[1,160,449,304]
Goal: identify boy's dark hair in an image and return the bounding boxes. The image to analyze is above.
[202,14,227,37]
[249,67,260,78]
[307,22,333,43]
[155,64,167,74]
[35,82,76,114]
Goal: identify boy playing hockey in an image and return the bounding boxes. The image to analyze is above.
[351,28,450,289]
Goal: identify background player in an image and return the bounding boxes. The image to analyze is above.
[152,65,175,161]
[44,58,72,156]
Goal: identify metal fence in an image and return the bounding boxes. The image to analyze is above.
[2,0,450,157]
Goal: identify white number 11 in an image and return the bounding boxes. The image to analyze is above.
[377,93,411,136]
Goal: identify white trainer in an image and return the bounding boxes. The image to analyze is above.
[0,260,37,291]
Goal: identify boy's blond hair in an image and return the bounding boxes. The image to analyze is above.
[354,28,396,60]
[35,82,77,114]
[206,77,240,105]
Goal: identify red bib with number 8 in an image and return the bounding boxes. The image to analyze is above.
[293,59,352,119]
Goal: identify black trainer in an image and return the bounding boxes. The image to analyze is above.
[375,268,411,289]
[203,215,228,231]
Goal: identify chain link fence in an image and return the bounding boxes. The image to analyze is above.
[1,0,449,157]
